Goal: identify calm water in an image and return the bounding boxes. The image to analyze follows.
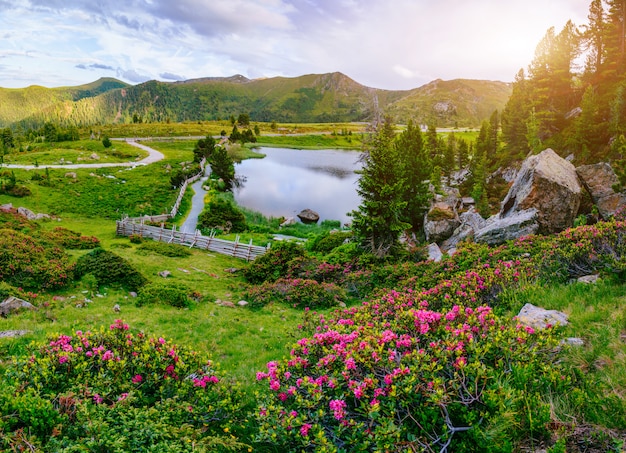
[234,147,363,224]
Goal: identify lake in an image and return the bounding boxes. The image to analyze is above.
[233,147,363,224]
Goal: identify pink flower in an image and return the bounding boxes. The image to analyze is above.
[101,350,114,361]
[93,394,103,404]
[58,355,68,364]
[300,423,312,437]
[132,374,143,384]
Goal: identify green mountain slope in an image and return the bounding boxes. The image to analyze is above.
[0,77,129,127]
[3,73,511,129]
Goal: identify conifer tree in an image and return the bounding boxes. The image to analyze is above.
[395,120,432,232]
[350,117,409,258]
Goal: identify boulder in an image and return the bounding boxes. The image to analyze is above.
[17,207,37,220]
[516,303,569,330]
[65,172,77,179]
[576,162,626,219]
[577,274,599,284]
[475,209,539,246]
[441,207,487,251]
[427,243,443,262]
[424,202,460,243]
[0,297,37,317]
[297,209,320,224]
[158,270,172,278]
[500,148,581,234]
[280,217,297,227]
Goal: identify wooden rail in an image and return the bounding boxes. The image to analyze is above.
[116,217,269,261]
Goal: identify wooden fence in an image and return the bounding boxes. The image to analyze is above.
[116,217,269,261]
[116,157,269,261]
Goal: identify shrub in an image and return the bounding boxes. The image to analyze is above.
[245,278,345,309]
[308,231,353,254]
[242,241,306,284]
[137,240,192,258]
[74,248,147,291]
[1,320,249,451]
[198,196,247,233]
[254,301,571,452]
[137,282,192,308]
[43,227,100,249]
[0,228,73,290]
[129,234,143,244]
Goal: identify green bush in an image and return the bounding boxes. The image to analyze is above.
[198,196,247,233]
[308,230,353,254]
[74,248,147,291]
[245,278,345,309]
[241,241,306,284]
[137,240,192,258]
[0,228,73,290]
[137,282,192,308]
[43,227,100,249]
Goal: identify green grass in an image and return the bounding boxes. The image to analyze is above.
[252,132,365,150]
[2,140,147,165]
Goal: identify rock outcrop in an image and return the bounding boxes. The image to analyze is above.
[576,162,626,219]
[475,209,539,246]
[500,148,581,234]
[424,201,460,243]
[297,209,320,224]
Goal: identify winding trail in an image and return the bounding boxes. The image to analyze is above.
[0,139,165,170]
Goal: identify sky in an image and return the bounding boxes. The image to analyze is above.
[0,0,592,91]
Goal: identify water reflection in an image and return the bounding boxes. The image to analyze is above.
[234,147,363,224]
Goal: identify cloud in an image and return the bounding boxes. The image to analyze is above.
[159,72,185,81]
[117,68,151,83]
[76,63,115,71]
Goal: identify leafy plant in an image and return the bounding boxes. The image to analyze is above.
[74,247,147,291]
[137,281,192,308]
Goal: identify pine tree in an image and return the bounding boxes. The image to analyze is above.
[209,146,236,191]
[350,117,409,258]
[395,120,432,232]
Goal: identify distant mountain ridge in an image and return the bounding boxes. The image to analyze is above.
[0,73,511,129]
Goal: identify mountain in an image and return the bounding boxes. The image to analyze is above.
[0,77,129,127]
[1,73,511,129]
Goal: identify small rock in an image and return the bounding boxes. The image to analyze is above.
[0,330,30,338]
[96,293,104,298]
[65,172,77,179]
[563,337,584,347]
[577,274,599,284]
[516,303,569,330]
[113,304,121,312]
[427,243,443,262]
[237,300,249,307]
[158,270,172,278]
[216,299,235,308]
[129,291,138,298]
[84,298,92,303]
[0,297,37,317]
[224,268,239,273]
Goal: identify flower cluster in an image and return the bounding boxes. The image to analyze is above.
[2,320,247,451]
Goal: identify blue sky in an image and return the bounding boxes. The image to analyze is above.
[0,0,591,90]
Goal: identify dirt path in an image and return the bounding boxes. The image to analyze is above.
[0,139,165,170]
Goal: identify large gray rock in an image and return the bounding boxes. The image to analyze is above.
[500,148,581,234]
[424,202,460,243]
[297,209,320,224]
[516,303,569,330]
[427,243,443,262]
[0,297,37,317]
[576,162,626,219]
[475,209,539,246]
[441,207,487,251]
